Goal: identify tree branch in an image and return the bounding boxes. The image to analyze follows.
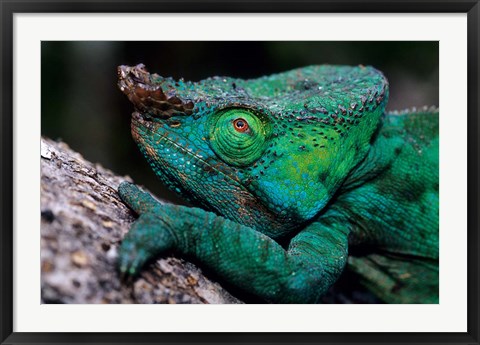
[40,137,243,304]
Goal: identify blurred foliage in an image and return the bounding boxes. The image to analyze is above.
[42,41,438,203]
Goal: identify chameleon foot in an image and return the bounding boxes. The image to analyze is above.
[118,183,176,277]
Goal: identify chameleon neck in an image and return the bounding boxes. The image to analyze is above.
[336,109,439,258]
[339,114,397,192]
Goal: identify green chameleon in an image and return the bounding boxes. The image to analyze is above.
[117,64,439,304]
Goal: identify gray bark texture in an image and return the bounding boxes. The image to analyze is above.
[41,137,243,304]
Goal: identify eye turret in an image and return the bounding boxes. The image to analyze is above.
[208,108,271,167]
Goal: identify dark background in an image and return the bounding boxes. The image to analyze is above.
[41,41,438,203]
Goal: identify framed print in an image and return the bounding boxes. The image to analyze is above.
[1,1,479,344]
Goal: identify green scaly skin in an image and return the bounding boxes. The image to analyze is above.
[117,64,438,303]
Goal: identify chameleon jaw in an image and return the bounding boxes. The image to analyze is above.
[117,64,194,119]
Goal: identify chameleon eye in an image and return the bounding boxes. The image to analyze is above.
[209,108,271,167]
[233,118,249,133]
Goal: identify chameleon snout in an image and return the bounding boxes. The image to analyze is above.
[117,64,194,119]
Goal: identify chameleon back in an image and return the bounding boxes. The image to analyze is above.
[339,108,439,303]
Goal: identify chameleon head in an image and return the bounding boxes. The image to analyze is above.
[118,64,388,238]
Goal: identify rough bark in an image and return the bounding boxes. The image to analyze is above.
[40,137,243,304]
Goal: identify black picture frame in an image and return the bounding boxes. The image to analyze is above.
[1,1,478,344]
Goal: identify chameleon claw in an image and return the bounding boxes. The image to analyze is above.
[118,255,132,282]
[118,240,148,279]
[128,253,146,276]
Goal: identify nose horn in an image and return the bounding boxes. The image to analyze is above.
[117,63,161,96]
[117,64,194,118]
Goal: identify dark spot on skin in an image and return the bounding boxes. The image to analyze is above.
[394,147,402,156]
[202,165,217,175]
[390,216,407,232]
[378,172,426,203]
[232,82,237,89]
[318,171,328,182]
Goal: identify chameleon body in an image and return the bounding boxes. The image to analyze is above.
[117,64,438,303]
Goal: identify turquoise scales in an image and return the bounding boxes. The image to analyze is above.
[117,64,439,303]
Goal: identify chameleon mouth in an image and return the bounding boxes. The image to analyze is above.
[117,64,194,119]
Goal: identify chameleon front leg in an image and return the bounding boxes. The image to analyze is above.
[118,182,349,303]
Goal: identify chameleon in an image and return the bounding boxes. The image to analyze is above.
[116,63,439,304]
